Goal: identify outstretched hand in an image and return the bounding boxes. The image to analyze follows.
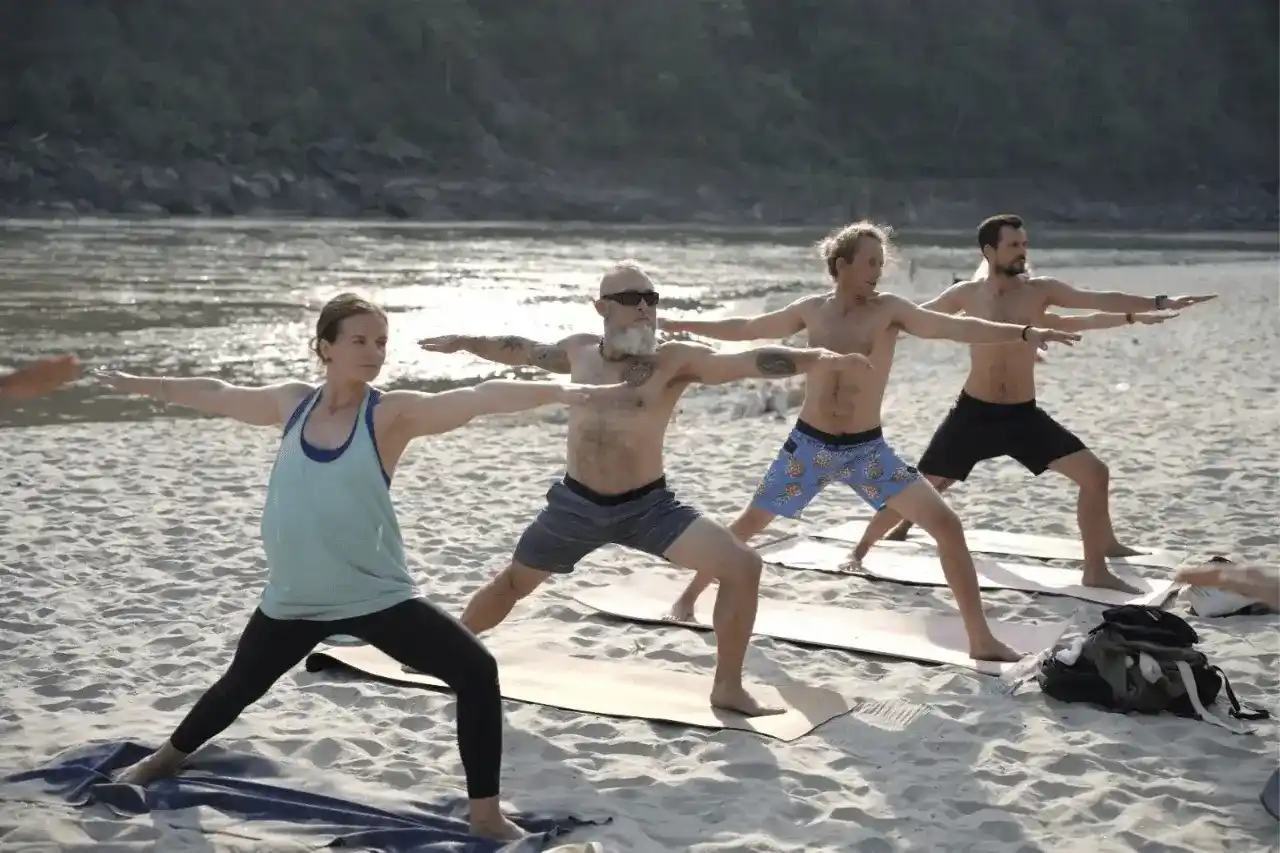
[1162,294,1217,310]
[1133,310,1180,325]
[418,335,463,353]
[1,354,81,399]
[656,318,695,342]
[90,368,135,390]
[1026,328,1081,350]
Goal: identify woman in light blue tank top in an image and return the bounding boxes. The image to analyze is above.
[92,293,625,842]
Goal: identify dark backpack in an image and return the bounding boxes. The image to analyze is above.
[1036,605,1270,726]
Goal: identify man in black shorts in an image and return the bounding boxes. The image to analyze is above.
[420,260,871,716]
[853,214,1216,590]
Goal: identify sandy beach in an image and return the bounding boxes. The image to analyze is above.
[2,249,1278,851]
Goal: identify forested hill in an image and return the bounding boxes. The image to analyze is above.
[1,0,1276,227]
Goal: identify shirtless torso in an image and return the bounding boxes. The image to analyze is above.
[932,275,1056,404]
[908,274,1104,491]
[782,292,901,434]
[554,335,694,492]
[446,331,865,494]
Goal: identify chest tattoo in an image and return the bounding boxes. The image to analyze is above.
[623,361,655,387]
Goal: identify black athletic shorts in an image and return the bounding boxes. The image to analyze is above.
[915,391,1087,481]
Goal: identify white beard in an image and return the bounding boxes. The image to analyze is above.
[608,324,657,357]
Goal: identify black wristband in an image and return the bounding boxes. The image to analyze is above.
[1125,312,1135,324]
[1155,294,1168,309]
[1020,325,1031,341]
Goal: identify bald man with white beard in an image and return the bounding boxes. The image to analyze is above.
[418,261,872,716]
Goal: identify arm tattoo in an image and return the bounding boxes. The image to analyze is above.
[755,350,799,377]
[498,335,526,352]
[529,344,572,373]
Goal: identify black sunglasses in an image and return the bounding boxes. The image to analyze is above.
[601,289,660,307]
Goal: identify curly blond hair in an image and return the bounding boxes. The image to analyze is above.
[816,221,896,278]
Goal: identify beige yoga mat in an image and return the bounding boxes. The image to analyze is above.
[572,577,1070,677]
[815,519,1186,570]
[304,643,853,742]
[759,536,1181,608]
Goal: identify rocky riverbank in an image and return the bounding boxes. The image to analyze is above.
[1,135,1275,230]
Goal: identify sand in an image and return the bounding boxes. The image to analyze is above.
[2,262,1278,852]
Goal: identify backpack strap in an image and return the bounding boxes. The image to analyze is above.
[1210,665,1272,721]
[1173,662,1251,734]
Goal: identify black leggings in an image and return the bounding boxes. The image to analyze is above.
[169,598,503,800]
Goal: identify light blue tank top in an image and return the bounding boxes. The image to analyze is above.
[258,385,417,621]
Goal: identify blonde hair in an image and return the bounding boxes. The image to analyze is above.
[816,221,895,279]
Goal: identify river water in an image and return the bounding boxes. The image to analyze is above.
[1,217,1276,428]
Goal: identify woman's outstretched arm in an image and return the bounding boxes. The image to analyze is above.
[94,370,313,428]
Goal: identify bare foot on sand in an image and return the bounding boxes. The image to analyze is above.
[1082,568,1143,594]
[471,813,528,842]
[1106,542,1145,558]
[968,636,1024,663]
[839,555,863,573]
[115,756,175,786]
[664,599,697,623]
[710,683,786,717]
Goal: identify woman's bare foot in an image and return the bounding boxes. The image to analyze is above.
[1106,542,1144,558]
[468,797,527,841]
[114,743,189,786]
[709,682,786,717]
[115,755,174,786]
[968,636,1023,663]
[470,813,527,842]
[1081,567,1143,594]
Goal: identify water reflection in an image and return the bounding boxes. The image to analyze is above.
[1,218,1275,429]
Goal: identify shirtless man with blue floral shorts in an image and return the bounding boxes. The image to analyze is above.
[661,221,1081,662]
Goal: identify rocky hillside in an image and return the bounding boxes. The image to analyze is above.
[1,0,1275,228]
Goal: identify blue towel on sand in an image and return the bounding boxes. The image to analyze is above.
[1263,769,1280,822]
[0,741,605,851]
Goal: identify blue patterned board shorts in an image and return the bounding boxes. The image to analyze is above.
[750,420,921,517]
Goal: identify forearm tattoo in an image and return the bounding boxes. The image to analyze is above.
[481,335,570,372]
[755,350,799,377]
